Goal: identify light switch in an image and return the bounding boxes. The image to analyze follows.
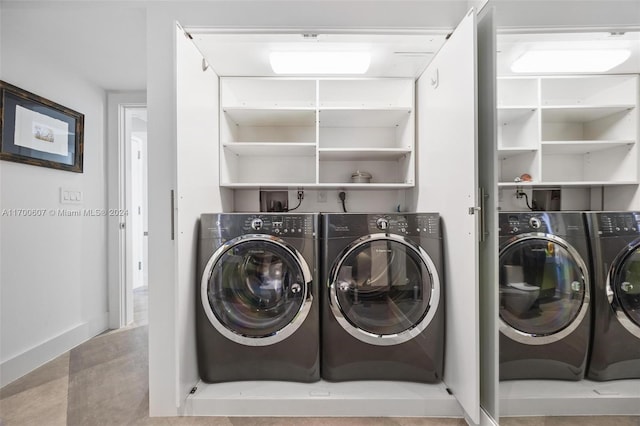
[60,188,83,204]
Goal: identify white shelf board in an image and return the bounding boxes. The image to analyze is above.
[319,148,411,161]
[319,108,412,128]
[223,143,316,157]
[185,380,462,417]
[500,379,640,417]
[223,107,316,126]
[497,147,537,159]
[498,181,639,188]
[541,140,635,155]
[497,106,537,123]
[541,105,635,122]
[220,182,414,189]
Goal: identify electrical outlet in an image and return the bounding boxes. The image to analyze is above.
[317,190,327,203]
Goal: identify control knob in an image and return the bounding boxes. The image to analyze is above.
[376,218,389,231]
[251,218,263,230]
[529,217,541,229]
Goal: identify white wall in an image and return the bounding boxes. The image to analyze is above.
[0,8,109,386]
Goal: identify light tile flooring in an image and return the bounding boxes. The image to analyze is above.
[1,287,638,425]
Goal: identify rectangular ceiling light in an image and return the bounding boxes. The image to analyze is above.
[270,51,371,74]
[511,49,631,73]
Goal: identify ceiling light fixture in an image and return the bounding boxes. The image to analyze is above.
[511,49,631,73]
[269,51,371,74]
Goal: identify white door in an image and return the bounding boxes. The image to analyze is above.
[106,93,146,329]
[476,5,499,423]
[131,134,145,289]
[415,8,481,424]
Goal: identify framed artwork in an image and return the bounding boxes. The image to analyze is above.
[0,80,84,173]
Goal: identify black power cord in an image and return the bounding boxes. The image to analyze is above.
[516,190,535,211]
[339,191,347,212]
[287,190,304,212]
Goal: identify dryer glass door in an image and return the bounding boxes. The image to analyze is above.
[206,239,307,338]
[333,239,433,335]
[499,237,586,337]
[613,248,640,329]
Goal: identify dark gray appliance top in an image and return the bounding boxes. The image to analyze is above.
[499,211,586,237]
[200,213,317,239]
[586,211,640,237]
[323,213,440,238]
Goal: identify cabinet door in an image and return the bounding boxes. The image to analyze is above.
[415,8,480,424]
[175,25,229,410]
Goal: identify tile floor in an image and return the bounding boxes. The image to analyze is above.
[1,287,638,426]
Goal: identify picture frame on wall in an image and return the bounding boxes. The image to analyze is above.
[0,80,84,173]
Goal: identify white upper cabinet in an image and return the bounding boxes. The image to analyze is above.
[497,74,638,187]
[219,77,415,188]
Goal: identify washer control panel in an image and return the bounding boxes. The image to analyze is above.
[596,212,640,236]
[499,212,586,236]
[202,214,315,240]
[501,213,550,235]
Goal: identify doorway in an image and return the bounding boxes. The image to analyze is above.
[107,92,148,329]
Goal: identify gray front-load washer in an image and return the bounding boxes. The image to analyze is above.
[196,213,319,383]
[321,213,445,382]
[585,211,640,381]
[499,212,591,381]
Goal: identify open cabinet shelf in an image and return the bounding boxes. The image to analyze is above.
[498,181,640,188]
[318,148,412,161]
[223,142,316,156]
[497,75,639,187]
[220,77,415,188]
[318,107,412,127]
[541,105,636,122]
[223,107,317,126]
[540,140,635,154]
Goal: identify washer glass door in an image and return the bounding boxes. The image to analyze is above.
[204,238,308,340]
[332,237,433,336]
[612,247,640,330]
[499,236,587,340]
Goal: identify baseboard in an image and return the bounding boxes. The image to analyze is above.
[0,313,108,387]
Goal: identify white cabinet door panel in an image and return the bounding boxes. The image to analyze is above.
[415,8,480,424]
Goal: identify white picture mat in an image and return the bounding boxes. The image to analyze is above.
[14,105,69,156]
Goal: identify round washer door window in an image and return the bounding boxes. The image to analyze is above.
[499,234,589,344]
[329,234,440,346]
[201,236,312,346]
[610,246,640,334]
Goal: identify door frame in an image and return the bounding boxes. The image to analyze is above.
[107,92,147,329]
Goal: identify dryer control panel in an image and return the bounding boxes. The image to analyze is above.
[368,213,440,237]
[595,212,640,236]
